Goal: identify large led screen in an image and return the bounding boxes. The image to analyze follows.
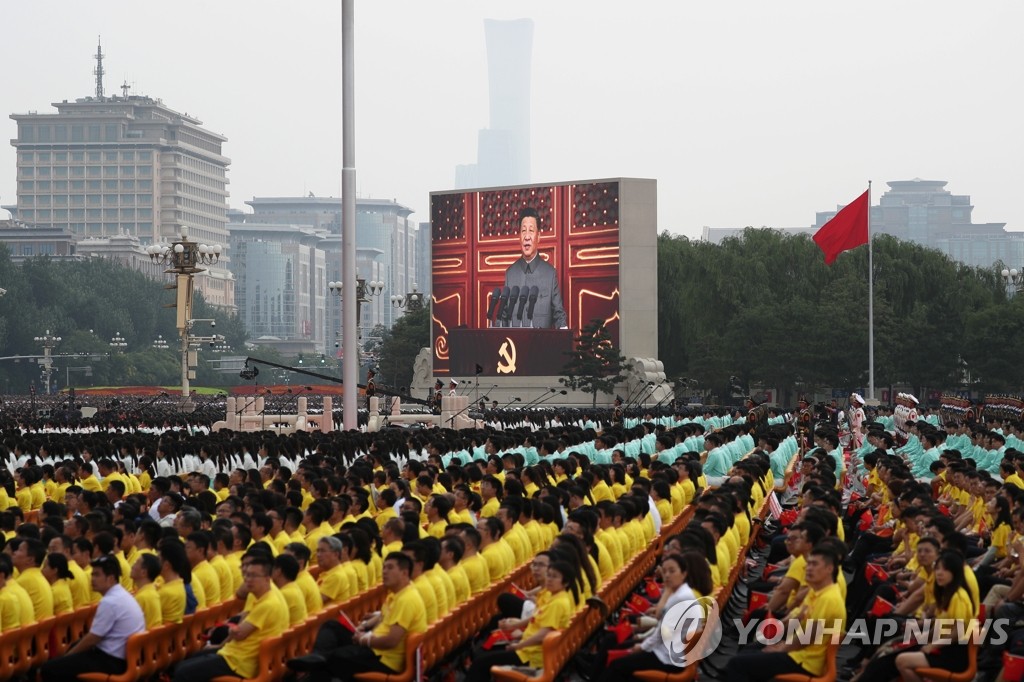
[431,180,621,378]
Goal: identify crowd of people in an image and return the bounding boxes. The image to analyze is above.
[0,391,1012,682]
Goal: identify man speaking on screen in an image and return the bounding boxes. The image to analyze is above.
[504,207,568,329]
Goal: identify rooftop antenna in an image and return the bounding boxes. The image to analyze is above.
[94,37,105,100]
[120,79,131,99]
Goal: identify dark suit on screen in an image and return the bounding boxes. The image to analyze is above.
[504,256,567,329]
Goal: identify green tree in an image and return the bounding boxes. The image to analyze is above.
[0,245,248,392]
[559,319,627,408]
[377,306,430,392]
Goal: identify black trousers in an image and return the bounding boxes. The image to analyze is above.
[723,651,812,682]
[41,649,126,682]
[172,649,238,682]
[465,646,522,682]
[596,651,681,682]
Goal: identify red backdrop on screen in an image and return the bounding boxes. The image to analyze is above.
[431,180,621,377]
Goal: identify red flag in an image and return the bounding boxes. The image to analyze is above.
[867,596,894,617]
[813,189,869,264]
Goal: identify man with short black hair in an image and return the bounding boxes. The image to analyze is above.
[40,555,145,681]
[289,553,426,681]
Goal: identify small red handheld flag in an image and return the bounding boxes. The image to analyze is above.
[813,189,869,265]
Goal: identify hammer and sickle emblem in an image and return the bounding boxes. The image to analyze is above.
[497,337,517,374]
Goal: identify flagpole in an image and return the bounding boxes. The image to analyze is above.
[867,180,874,402]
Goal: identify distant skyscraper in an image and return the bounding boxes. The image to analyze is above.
[455,18,533,189]
[7,40,234,309]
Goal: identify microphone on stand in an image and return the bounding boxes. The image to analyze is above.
[525,286,539,326]
[459,380,473,396]
[623,381,650,407]
[502,286,520,326]
[534,389,568,408]
[515,289,530,326]
[634,382,660,410]
[494,287,511,328]
[500,396,523,409]
[521,388,557,410]
[485,287,501,327]
[626,381,656,409]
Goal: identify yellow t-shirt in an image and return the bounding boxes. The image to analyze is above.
[448,564,471,606]
[482,543,509,582]
[788,582,846,676]
[67,561,91,608]
[784,555,808,610]
[135,583,163,629]
[218,587,289,679]
[158,578,186,624]
[480,497,500,519]
[51,579,73,615]
[0,584,21,632]
[279,581,308,626]
[372,584,427,673]
[193,561,222,605]
[295,571,324,615]
[517,589,574,669]
[461,554,490,595]
[16,567,54,618]
[5,582,34,627]
[209,555,233,600]
[412,573,438,624]
[318,564,351,604]
[992,522,1012,559]
[935,587,974,631]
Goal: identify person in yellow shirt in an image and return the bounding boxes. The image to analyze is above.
[42,553,75,615]
[12,537,54,618]
[479,476,502,519]
[0,554,25,631]
[157,540,189,624]
[283,542,324,615]
[316,536,351,605]
[131,554,163,629]
[271,554,308,626]
[438,536,472,606]
[78,462,102,493]
[725,544,846,682]
[172,555,288,682]
[477,517,511,582]
[464,558,576,681]
[891,551,976,681]
[186,532,222,606]
[287,553,427,679]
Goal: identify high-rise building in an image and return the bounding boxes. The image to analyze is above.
[227,219,326,356]
[455,18,533,189]
[238,195,420,342]
[8,40,234,309]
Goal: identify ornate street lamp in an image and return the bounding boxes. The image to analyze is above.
[147,229,222,410]
[328,276,383,340]
[1001,268,1023,298]
[109,332,127,353]
[33,330,61,395]
[390,283,424,312]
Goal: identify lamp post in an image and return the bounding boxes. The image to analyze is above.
[33,330,61,395]
[329,276,383,341]
[152,335,170,350]
[390,283,424,312]
[1001,268,1023,298]
[147,228,222,410]
[109,332,127,353]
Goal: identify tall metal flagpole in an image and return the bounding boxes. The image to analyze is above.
[867,180,874,402]
[342,0,358,430]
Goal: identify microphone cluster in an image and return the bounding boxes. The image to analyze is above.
[487,286,539,328]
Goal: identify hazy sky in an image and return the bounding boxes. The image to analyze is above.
[2,1,1021,237]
